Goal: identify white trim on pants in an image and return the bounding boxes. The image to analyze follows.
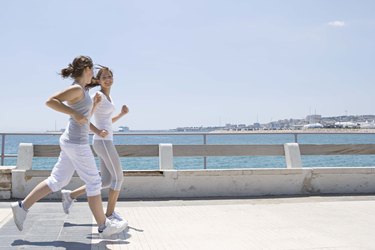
[45,139,102,197]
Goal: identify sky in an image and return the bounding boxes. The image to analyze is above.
[0,0,374,131]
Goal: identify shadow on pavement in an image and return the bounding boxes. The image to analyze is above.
[12,239,129,250]
[63,222,95,228]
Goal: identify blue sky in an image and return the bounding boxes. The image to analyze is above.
[1,0,374,131]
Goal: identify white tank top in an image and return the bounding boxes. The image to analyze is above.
[92,91,115,141]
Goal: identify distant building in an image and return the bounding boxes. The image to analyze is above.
[360,120,375,129]
[306,115,322,124]
[238,124,247,129]
[253,123,261,130]
[171,114,375,132]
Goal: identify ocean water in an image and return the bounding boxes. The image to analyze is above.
[1,133,375,170]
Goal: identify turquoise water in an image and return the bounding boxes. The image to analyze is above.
[1,133,375,170]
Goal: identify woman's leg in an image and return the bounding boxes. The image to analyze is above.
[98,156,117,217]
[87,195,106,225]
[67,170,120,218]
[93,140,124,217]
[12,146,76,231]
[93,143,113,190]
[25,146,76,209]
[11,180,53,231]
[61,185,86,214]
[67,143,108,226]
[22,182,52,209]
[62,157,112,214]
[106,188,120,217]
[69,185,87,199]
[69,145,114,196]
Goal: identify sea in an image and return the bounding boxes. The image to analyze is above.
[1,132,375,170]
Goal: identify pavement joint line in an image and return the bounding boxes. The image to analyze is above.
[0,209,12,229]
[56,214,69,240]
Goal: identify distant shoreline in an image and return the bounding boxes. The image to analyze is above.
[210,129,375,134]
[2,129,375,135]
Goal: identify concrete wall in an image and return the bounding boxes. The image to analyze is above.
[8,167,375,200]
[0,167,13,199]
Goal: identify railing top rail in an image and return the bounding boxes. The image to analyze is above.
[32,144,375,157]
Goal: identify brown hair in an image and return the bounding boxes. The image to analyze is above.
[86,65,114,89]
[96,65,113,80]
[60,55,93,79]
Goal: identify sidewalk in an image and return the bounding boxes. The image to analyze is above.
[1,195,375,249]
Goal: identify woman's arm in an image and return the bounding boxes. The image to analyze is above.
[112,105,129,123]
[90,123,109,138]
[90,92,102,116]
[46,85,87,125]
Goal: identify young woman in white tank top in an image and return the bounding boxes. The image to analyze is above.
[61,66,129,222]
[11,56,128,238]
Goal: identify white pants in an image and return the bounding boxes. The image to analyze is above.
[93,139,124,191]
[45,139,102,197]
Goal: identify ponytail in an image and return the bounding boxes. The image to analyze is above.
[60,56,93,79]
[60,64,74,78]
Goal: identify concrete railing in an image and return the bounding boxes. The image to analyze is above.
[5,143,375,200]
[23,143,375,169]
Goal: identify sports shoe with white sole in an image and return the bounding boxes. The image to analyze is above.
[11,201,27,231]
[99,218,128,238]
[61,189,75,214]
[107,211,124,221]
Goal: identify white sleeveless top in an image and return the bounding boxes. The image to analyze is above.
[92,91,115,141]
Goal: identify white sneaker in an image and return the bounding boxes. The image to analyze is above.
[61,189,75,214]
[99,219,128,238]
[107,211,124,221]
[11,201,27,231]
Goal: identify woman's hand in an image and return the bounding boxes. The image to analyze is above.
[91,92,102,116]
[98,129,109,138]
[93,93,102,106]
[112,105,129,123]
[120,105,129,115]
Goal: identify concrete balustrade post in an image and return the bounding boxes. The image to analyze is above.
[159,143,173,170]
[16,143,34,170]
[284,143,302,168]
[12,143,34,198]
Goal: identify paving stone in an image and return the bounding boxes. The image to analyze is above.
[1,196,375,249]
